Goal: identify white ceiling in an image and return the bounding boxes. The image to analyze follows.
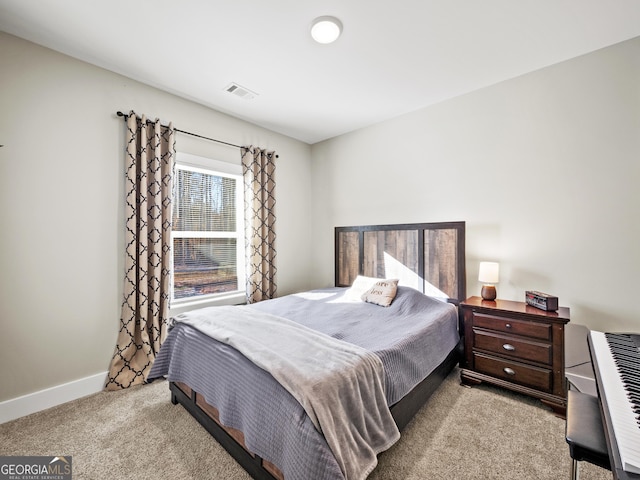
[2,0,640,144]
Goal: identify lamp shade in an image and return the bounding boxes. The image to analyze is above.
[478,262,499,284]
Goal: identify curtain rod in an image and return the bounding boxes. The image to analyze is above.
[116,111,278,158]
[116,110,240,149]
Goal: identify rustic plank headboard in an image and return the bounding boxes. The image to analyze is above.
[335,221,466,305]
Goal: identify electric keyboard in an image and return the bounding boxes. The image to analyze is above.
[589,331,640,479]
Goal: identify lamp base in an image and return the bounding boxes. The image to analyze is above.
[481,285,497,301]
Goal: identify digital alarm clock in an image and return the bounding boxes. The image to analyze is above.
[525,291,558,311]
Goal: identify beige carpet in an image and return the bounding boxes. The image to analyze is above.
[0,368,609,479]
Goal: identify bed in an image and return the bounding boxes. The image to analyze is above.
[148,221,466,480]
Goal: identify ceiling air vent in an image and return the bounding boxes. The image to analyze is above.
[225,82,258,100]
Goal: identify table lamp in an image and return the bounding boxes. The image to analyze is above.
[478,261,499,301]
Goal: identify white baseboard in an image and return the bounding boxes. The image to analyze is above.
[0,371,108,424]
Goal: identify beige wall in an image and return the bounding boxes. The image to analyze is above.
[0,32,313,402]
[310,37,640,333]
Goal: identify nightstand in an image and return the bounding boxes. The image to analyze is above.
[460,296,570,416]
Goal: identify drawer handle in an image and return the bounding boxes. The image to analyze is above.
[503,367,516,376]
[505,323,512,329]
[502,343,516,351]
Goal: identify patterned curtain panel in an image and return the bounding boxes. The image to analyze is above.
[241,146,277,303]
[106,112,175,390]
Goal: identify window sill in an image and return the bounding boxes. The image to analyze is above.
[169,291,246,316]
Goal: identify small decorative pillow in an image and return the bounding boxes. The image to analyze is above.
[361,279,399,307]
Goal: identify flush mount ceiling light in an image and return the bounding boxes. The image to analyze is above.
[310,16,343,44]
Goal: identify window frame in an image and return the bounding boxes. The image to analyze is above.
[170,152,245,309]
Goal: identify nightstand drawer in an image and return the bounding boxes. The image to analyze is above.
[472,312,551,340]
[473,352,553,392]
[474,330,552,365]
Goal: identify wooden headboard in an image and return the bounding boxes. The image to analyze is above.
[335,221,466,305]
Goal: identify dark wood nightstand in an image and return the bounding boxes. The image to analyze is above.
[460,296,570,416]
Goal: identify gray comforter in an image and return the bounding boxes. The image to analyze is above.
[171,305,400,480]
[149,286,459,480]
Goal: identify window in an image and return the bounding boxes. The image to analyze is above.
[171,153,244,302]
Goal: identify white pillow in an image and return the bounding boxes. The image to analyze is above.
[361,279,399,307]
[344,275,382,301]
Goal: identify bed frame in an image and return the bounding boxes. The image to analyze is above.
[168,221,466,480]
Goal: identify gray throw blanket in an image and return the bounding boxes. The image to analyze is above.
[172,305,400,480]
